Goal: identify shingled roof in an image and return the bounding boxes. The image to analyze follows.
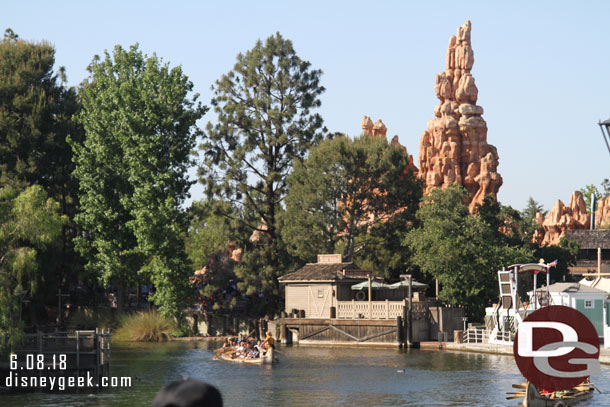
[564,230,610,249]
[543,282,609,295]
[278,262,370,282]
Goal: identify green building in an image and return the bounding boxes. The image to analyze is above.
[544,283,609,343]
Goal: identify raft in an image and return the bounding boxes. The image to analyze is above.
[218,347,276,365]
[509,381,594,407]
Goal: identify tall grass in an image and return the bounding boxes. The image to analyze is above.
[114,310,176,342]
[67,308,116,330]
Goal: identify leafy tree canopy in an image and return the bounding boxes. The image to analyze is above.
[282,133,422,279]
[72,44,206,317]
[0,185,65,351]
[404,185,532,318]
[580,180,610,214]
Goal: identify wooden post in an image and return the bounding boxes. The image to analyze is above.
[94,328,99,385]
[385,299,389,319]
[533,272,538,310]
[352,299,356,319]
[76,330,80,377]
[407,275,412,347]
[368,274,372,319]
[397,316,404,346]
[599,248,602,278]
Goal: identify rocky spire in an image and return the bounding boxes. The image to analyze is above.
[418,20,502,212]
[541,191,590,245]
[361,115,387,138]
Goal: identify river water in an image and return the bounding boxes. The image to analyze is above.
[3,341,610,407]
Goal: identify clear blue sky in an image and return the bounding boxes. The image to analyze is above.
[5,1,610,212]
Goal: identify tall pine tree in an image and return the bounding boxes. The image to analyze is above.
[199,33,326,313]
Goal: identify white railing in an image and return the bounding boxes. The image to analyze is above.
[462,327,490,344]
[336,300,405,319]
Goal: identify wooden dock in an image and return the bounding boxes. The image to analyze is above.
[1,329,111,391]
[280,317,402,346]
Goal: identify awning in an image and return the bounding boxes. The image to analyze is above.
[387,280,428,289]
[350,281,389,290]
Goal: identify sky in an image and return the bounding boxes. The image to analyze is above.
[4,1,610,212]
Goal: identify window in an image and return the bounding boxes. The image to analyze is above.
[584,299,594,309]
[317,289,324,298]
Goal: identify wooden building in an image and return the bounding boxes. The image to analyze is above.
[565,229,610,276]
[278,254,369,319]
[278,254,463,346]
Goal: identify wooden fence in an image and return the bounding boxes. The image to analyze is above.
[335,300,430,320]
[9,329,111,385]
[336,300,405,319]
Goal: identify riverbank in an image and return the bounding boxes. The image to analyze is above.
[427,342,610,365]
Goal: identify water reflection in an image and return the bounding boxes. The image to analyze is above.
[2,341,609,407]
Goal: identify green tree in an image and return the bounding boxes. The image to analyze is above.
[404,185,532,319]
[282,134,422,279]
[519,197,545,244]
[185,199,242,303]
[72,44,206,317]
[199,33,326,312]
[602,179,610,197]
[186,200,238,269]
[522,197,545,222]
[534,238,579,283]
[0,185,65,351]
[0,28,85,319]
[580,184,601,214]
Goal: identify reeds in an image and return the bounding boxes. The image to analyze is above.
[113,310,176,342]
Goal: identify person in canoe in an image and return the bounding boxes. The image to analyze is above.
[263,331,275,349]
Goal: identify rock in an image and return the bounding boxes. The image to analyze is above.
[541,191,591,245]
[361,116,374,135]
[418,20,502,212]
[595,196,610,228]
[361,116,417,175]
[361,116,387,138]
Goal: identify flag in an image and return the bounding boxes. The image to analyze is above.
[548,259,558,268]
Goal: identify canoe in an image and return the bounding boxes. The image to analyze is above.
[218,347,276,365]
[515,381,594,406]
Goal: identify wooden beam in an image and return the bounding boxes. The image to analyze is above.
[357,328,397,342]
[329,325,359,341]
[299,326,330,341]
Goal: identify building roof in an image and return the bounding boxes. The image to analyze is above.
[542,282,609,295]
[278,262,369,282]
[564,230,610,250]
[579,277,610,293]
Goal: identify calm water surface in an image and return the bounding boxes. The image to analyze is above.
[3,341,610,407]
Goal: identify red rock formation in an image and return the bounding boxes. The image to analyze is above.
[418,20,502,212]
[361,116,418,174]
[361,116,387,138]
[595,196,610,228]
[541,191,591,245]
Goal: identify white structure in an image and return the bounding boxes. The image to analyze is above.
[539,282,609,347]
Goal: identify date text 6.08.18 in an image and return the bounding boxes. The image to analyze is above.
[10,354,67,370]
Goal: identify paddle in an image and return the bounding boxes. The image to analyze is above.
[512,383,527,389]
[506,395,524,400]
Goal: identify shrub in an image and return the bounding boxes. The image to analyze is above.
[114,310,176,342]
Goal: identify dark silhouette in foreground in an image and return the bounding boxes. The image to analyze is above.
[153,379,223,407]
